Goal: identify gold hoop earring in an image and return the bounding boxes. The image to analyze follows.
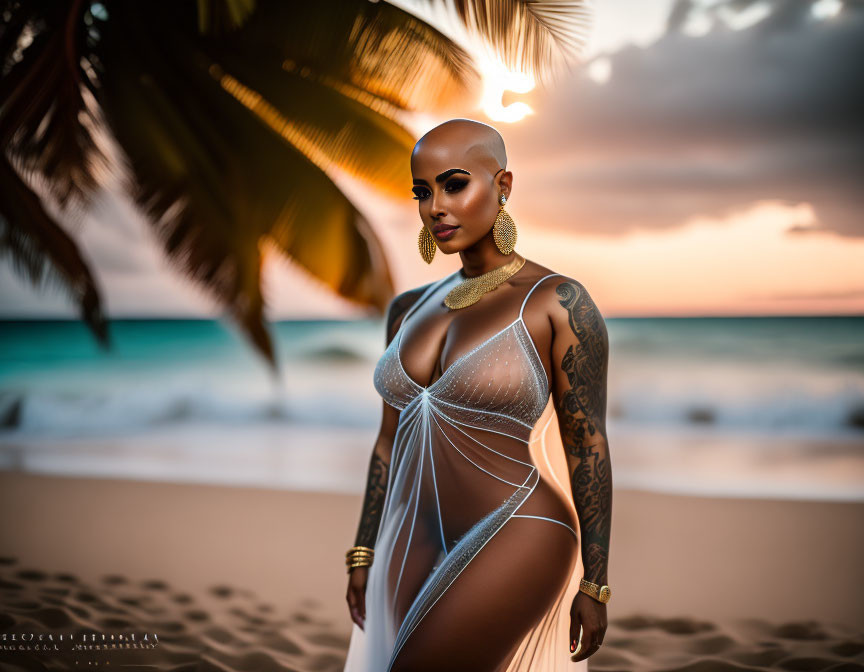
[418,225,436,263]
[493,194,517,255]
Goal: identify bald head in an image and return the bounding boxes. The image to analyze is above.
[412,119,507,176]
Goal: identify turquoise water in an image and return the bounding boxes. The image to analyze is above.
[0,316,862,499]
[2,316,861,434]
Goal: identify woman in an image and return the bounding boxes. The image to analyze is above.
[343,119,613,672]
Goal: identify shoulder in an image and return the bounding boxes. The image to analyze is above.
[383,278,441,342]
[527,272,607,340]
[519,268,595,311]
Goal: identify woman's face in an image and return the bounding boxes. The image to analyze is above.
[410,148,509,252]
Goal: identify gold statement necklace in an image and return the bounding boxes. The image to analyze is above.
[444,254,526,309]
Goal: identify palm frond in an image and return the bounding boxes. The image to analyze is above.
[192,0,486,197]
[92,2,395,371]
[0,152,108,342]
[203,0,481,113]
[0,0,108,344]
[205,56,416,200]
[0,0,104,210]
[419,0,594,83]
[196,0,257,36]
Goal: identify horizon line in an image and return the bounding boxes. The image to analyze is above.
[0,313,862,322]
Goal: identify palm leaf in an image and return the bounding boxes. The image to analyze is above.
[92,2,397,370]
[202,0,481,111]
[197,0,481,197]
[196,0,257,35]
[0,0,109,343]
[0,153,108,342]
[419,0,593,83]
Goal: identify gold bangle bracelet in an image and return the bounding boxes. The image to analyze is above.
[346,545,375,573]
[346,545,375,556]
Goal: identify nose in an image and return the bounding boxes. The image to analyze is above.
[429,188,446,219]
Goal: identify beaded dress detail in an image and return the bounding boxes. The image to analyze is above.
[343,271,587,672]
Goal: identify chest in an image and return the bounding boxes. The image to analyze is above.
[387,295,552,413]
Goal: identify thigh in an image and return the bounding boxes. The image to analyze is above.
[389,515,578,672]
[390,515,440,622]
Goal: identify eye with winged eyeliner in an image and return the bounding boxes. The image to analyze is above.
[412,168,472,198]
[412,179,467,200]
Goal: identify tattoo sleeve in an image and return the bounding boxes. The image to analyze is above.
[352,289,421,550]
[552,280,612,585]
[354,438,391,549]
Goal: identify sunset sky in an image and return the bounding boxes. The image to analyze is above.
[1,0,861,319]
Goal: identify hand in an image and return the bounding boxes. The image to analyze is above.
[569,591,607,661]
[346,566,369,630]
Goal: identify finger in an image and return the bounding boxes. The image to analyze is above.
[346,589,363,629]
[569,619,582,654]
[572,628,595,662]
[581,641,601,662]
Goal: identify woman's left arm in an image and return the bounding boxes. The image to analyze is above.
[548,278,612,662]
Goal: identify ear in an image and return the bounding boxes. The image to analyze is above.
[497,170,513,200]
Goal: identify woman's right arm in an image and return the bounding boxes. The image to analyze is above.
[345,287,426,630]
[353,399,400,552]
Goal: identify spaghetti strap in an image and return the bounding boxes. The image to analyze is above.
[401,271,459,324]
[519,273,564,319]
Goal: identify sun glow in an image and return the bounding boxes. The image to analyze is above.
[477,56,535,123]
[812,0,842,19]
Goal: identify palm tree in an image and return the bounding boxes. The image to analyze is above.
[0,0,591,376]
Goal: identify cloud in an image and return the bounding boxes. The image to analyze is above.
[509,0,864,238]
[519,199,864,316]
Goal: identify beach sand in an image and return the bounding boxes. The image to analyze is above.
[0,471,862,671]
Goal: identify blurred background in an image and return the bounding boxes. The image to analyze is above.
[2,0,861,502]
[2,1,863,668]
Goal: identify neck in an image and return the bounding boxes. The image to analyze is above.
[459,250,521,278]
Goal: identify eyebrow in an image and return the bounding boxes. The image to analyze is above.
[413,168,471,185]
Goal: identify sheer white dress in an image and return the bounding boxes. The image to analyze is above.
[343,271,587,671]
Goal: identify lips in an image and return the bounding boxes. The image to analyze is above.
[432,223,459,235]
[431,224,459,241]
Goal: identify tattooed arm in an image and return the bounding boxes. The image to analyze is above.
[351,288,424,549]
[548,278,611,661]
[346,285,431,629]
[352,400,398,550]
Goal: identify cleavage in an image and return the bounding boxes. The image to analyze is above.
[398,296,518,389]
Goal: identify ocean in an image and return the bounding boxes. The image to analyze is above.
[1,316,862,501]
